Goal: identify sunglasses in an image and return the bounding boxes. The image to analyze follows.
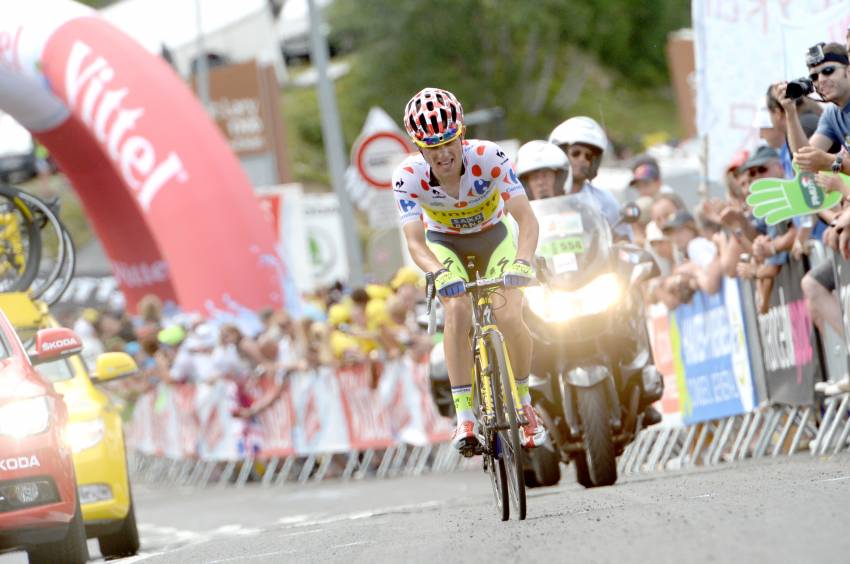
[747,165,768,177]
[809,65,842,82]
[417,127,461,148]
[568,147,596,161]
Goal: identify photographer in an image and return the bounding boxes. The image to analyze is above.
[773,43,850,173]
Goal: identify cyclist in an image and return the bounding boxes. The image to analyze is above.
[549,117,633,240]
[393,87,546,454]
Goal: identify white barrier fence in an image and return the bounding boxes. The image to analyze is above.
[125,356,471,487]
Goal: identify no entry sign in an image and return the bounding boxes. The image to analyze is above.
[353,131,412,189]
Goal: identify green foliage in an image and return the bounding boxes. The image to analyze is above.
[324,0,689,148]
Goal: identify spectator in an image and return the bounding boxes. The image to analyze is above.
[777,42,849,173]
[631,195,654,247]
[662,210,723,296]
[629,154,674,198]
[651,192,686,227]
[723,146,797,312]
[645,220,674,277]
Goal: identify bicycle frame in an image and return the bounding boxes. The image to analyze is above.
[467,278,524,430]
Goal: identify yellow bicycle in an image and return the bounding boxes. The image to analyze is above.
[426,272,528,521]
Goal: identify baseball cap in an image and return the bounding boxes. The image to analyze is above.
[661,210,697,232]
[739,145,781,172]
[629,161,660,186]
[726,149,750,174]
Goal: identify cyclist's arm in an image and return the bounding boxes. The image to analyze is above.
[402,222,445,273]
[505,195,539,263]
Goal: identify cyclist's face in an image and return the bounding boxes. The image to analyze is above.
[523,169,557,200]
[421,136,463,181]
[566,143,599,183]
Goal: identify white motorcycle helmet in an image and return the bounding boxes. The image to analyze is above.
[515,140,570,200]
[548,116,608,180]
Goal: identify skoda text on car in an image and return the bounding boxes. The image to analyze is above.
[0,293,140,561]
[0,303,88,563]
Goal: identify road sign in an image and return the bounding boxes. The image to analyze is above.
[353,131,412,189]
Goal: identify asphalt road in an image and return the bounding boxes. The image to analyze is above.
[2,453,849,563]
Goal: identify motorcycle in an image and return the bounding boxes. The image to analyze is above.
[523,194,663,488]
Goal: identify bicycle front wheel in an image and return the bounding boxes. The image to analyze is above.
[488,331,526,520]
[476,356,509,521]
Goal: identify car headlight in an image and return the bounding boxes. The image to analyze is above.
[0,397,50,438]
[65,418,105,453]
[524,273,622,323]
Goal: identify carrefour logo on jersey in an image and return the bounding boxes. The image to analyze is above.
[473,179,491,195]
[398,199,417,213]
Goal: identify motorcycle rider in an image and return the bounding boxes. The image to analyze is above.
[548,117,633,241]
[392,87,546,454]
[515,136,663,427]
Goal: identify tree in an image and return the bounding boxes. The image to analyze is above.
[327,0,690,146]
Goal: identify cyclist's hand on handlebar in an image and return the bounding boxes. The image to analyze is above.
[434,268,466,298]
[503,259,535,288]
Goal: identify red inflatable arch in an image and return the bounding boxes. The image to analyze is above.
[0,2,288,315]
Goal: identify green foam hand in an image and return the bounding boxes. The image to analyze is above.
[747,165,845,225]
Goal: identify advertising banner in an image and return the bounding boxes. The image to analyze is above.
[302,193,350,287]
[646,304,682,428]
[0,4,289,313]
[126,358,453,460]
[755,259,819,406]
[670,277,756,424]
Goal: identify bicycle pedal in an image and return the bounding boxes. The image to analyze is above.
[456,437,481,458]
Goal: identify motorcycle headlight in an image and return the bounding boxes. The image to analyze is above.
[65,418,105,453]
[524,273,622,323]
[0,397,50,438]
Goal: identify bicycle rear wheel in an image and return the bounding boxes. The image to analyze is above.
[488,331,526,520]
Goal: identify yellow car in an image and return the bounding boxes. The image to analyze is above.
[0,293,140,559]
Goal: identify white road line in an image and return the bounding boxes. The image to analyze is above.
[206,549,300,563]
[282,528,325,537]
[276,500,444,529]
[816,475,850,483]
[332,540,372,549]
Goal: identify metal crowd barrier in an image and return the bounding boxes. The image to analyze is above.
[127,442,475,489]
[629,241,850,477]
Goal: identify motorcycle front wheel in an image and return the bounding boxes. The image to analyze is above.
[576,383,617,487]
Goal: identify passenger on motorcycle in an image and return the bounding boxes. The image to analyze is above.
[392,87,546,453]
[515,140,570,201]
[549,117,633,240]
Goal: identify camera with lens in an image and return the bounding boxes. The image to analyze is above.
[785,77,814,100]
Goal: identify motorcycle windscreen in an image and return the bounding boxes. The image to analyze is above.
[529,193,613,290]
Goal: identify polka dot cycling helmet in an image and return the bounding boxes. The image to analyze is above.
[403,87,464,148]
